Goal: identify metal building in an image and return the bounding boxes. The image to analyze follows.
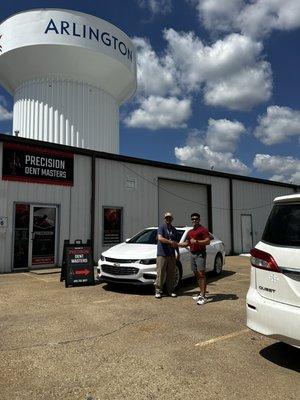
[0,134,298,273]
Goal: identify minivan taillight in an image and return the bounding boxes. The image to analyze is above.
[250,248,281,272]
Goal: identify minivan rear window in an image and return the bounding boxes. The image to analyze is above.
[262,203,300,246]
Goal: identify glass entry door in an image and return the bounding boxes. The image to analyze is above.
[29,206,57,267]
[13,204,30,269]
[13,204,58,269]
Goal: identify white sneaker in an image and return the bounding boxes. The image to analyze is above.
[196,296,207,305]
[192,293,202,301]
[155,292,162,299]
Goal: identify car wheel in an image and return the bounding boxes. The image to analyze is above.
[213,254,223,276]
[174,262,183,289]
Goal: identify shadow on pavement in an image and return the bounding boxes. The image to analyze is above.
[207,269,236,283]
[178,269,236,294]
[178,287,239,302]
[100,269,237,298]
[101,282,154,296]
[259,342,300,372]
[206,293,239,303]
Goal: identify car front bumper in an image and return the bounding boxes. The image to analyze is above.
[97,262,157,285]
[246,287,300,348]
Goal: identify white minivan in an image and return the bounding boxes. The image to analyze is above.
[246,193,300,348]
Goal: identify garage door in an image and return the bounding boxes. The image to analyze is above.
[158,179,209,228]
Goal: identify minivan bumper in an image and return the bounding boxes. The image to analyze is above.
[246,287,300,348]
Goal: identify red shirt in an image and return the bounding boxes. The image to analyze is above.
[187,225,210,252]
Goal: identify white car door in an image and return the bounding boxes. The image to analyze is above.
[178,229,192,278]
[206,234,216,272]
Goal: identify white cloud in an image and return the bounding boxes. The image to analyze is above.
[174,119,250,174]
[0,105,13,121]
[253,153,300,184]
[195,0,300,39]
[131,30,271,120]
[175,144,250,174]
[238,0,300,39]
[0,95,12,121]
[136,0,172,15]
[164,30,264,90]
[196,0,244,34]
[254,106,300,145]
[205,118,246,152]
[124,96,192,130]
[204,62,272,110]
[133,37,178,97]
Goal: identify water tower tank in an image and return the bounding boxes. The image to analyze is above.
[0,9,137,153]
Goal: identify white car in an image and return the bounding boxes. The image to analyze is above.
[246,194,300,348]
[97,227,225,288]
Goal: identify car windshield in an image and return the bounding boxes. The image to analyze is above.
[262,203,300,247]
[128,229,184,244]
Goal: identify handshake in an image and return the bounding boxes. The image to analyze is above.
[169,241,188,248]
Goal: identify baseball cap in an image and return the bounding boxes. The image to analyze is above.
[164,212,173,218]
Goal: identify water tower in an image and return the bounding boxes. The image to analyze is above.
[0,9,137,153]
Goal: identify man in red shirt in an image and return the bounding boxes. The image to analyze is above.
[181,212,210,305]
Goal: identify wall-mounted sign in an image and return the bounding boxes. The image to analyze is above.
[103,207,122,245]
[126,177,137,190]
[2,142,74,186]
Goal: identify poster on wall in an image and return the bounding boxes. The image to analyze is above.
[103,207,122,245]
[2,142,74,186]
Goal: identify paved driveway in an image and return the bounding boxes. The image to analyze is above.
[0,256,298,400]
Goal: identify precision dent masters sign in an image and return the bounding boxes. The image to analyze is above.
[2,143,74,186]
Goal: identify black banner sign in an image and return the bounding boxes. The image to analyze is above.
[61,240,94,287]
[2,142,74,186]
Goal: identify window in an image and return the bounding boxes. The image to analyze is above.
[128,228,185,244]
[128,229,158,244]
[262,204,300,247]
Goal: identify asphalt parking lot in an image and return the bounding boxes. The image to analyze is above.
[0,256,299,400]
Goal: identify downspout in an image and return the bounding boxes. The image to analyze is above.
[91,154,96,264]
[229,178,235,255]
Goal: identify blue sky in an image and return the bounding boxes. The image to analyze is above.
[0,0,300,184]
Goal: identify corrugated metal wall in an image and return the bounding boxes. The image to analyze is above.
[0,148,91,272]
[13,79,119,152]
[232,180,295,253]
[94,159,232,260]
[69,155,92,244]
[158,178,208,227]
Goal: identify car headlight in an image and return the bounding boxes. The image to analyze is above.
[100,254,105,261]
[139,258,157,265]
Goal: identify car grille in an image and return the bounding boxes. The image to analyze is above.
[105,257,138,264]
[102,264,139,275]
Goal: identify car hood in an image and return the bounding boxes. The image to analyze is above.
[103,243,156,260]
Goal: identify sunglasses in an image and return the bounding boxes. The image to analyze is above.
[191,218,199,221]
